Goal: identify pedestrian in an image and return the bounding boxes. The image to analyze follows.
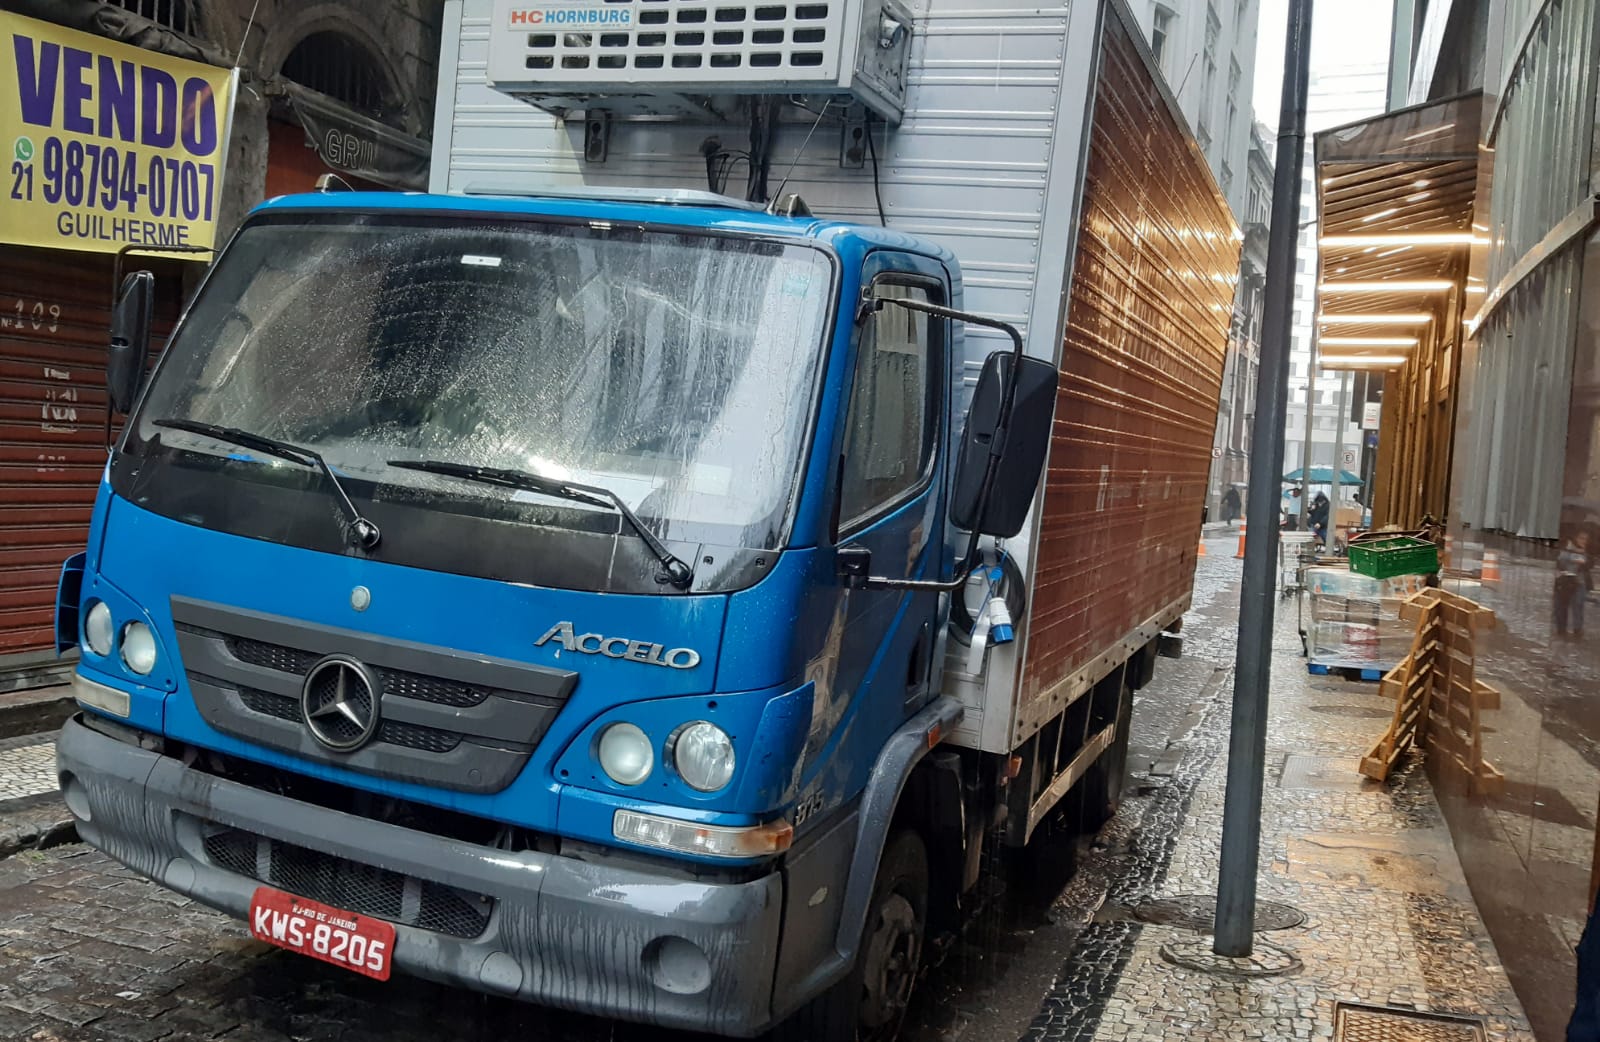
[1554,528,1591,638]
[1570,890,1600,1041]
[1222,486,1241,526]
[1308,492,1330,544]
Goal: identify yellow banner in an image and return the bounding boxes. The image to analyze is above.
[0,11,235,256]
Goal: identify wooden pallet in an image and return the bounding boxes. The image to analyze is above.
[1360,588,1503,795]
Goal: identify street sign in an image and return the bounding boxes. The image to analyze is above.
[1341,449,1356,466]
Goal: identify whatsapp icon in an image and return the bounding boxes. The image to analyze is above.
[14,136,33,162]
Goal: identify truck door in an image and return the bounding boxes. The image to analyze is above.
[826,253,949,735]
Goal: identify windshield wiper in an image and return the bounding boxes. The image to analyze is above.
[153,418,381,550]
[387,458,694,589]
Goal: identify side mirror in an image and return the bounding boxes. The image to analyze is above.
[108,271,154,414]
[950,350,1058,537]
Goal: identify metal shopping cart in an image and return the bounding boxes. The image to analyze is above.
[1280,531,1318,599]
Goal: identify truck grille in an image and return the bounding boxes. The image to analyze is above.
[171,596,579,795]
[237,689,462,753]
[379,720,462,754]
[229,636,490,708]
[203,826,494,939]
[240,688,298,721]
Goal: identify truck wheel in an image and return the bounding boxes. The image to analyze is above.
[1080,676,1134,829]
[775,829,929,1042]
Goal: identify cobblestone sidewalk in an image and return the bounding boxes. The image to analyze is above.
[1024,542,1539,1041]
[0,737,57,804]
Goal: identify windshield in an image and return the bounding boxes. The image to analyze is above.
[120,212,834,588]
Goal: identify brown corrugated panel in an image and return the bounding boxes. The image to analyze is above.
[0,245,179,658]
[1019,14,1237,715]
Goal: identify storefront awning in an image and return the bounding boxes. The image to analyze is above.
[281,84,430,192]
[1313,92,1482,371]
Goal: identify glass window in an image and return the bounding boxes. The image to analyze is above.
[838,281,940,528]
[128,215,834,554]
[1151,7,1173,68]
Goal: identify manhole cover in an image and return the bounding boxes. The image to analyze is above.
[1309,705,1394,719]
[1333,1002,1486,1041]
[1158,935,1300,977]
[1132,894,1306,931]
[1279,754,1373,791]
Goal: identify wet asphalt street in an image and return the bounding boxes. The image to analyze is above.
[0,539,1246,1042]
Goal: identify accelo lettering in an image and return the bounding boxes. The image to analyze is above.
[535,621,700,670]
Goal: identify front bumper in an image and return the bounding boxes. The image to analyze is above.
[55,716,784,1036]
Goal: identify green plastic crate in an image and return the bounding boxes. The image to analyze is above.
[1348,536,1439,579]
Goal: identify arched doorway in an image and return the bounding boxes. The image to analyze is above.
[266,30,428,196]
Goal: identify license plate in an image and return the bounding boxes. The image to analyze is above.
[249,887,396,981]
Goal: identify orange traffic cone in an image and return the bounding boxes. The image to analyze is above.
[1482,550,1501,583]
[1235,522,1248,559]
[1197,537,1207,557]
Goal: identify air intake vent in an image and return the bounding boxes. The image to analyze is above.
[508,0,839,79]
[488,0,912,122]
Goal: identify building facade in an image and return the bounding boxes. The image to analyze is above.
[0,0,443,687]
[1124,0,1261,221]
[1206,121,1272,519]
[1324,1,1600,1035]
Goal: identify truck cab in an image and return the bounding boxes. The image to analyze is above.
[54,187,1053,1038]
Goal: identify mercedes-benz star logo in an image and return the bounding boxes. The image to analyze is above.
[300,655,380,752]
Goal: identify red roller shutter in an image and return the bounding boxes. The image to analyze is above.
[0,245,180,663]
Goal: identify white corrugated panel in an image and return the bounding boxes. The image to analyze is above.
[435,0,1093,371]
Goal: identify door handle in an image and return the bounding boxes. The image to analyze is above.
[906,619,932,704]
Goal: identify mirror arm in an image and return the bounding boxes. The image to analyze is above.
[862,289,1027,482]
[857,291,1029,586]
[850,568,973,593]
[111,243,213,299]
[104,246,213,454]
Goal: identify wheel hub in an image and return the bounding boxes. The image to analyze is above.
[858,892,920,1033]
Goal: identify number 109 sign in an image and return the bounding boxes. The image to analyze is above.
[1,11,235,257]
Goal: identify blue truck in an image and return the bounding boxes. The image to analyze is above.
[53,0,1239,1037]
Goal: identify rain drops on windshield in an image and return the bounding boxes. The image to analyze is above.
[133,219,834,552]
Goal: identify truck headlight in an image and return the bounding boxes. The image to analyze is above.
[670,721,735,792]
[597,722,653,785]
[84,601,113,657]
[120,621,157,675]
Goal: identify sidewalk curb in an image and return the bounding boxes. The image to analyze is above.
[0,804,78,861]
[0,685,73,741]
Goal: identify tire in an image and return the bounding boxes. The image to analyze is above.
[773,830,929,1042]
[1079,675,1134,829]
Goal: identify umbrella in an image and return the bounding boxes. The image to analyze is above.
[1282,466,1364,484]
